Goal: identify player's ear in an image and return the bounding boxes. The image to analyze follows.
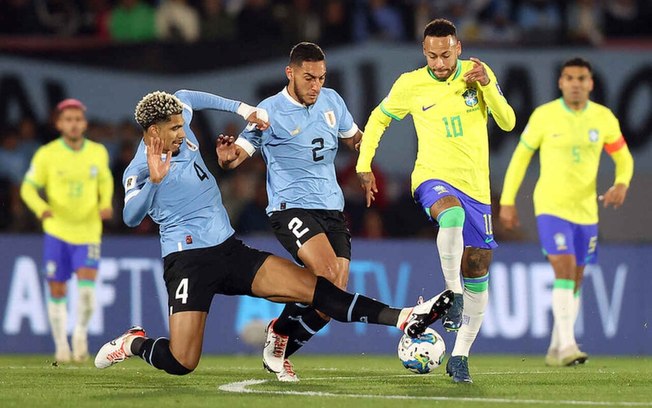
[285,66,293,81]
[456,39,462,56]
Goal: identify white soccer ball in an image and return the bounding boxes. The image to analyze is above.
[397,328,446,374]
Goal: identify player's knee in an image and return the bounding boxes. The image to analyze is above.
[312,263,340,285]
[437,206,465,228]
[167,352,196,375]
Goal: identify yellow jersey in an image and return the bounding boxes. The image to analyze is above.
[21,138,114,244]
[357,60,515,204]
[500,98,634,224]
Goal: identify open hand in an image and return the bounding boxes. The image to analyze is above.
[147,137,171,184]
[357,171,378,208]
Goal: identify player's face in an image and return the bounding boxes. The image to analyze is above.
[155,114,185,156]
[56,108,87,141]
[286,60,326,106]
[423,35,461,80]
[559,66,593,106]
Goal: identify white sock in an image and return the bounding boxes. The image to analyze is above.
[47,298,69,352]
[436,226,464,293]
[73,282,96,357]
[549,288,581,352]
[74,282,96,335]
[552,279,576,350]
[451,285,488,357]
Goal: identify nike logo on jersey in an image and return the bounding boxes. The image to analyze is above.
[422,103,436,111]
[485,237,494,244]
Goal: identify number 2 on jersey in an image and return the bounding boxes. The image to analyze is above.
[312,138,325,162]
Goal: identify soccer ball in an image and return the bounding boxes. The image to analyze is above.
[397,328,446,374]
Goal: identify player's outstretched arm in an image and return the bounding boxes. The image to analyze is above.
[216,134,249,170]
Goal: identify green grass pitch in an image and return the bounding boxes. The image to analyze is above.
[1,354,650,408]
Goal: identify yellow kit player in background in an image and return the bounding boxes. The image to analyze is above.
[21,99,114,363]
[500,58,634,366]
[499,58,634,366]
[356,18,515,383]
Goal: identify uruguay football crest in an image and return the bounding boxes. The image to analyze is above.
[324,110,336,128]
[588,129,599,143]
[462,88,478,107]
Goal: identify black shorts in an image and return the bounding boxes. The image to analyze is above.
[162,235,271,314]
[269,208,351,264]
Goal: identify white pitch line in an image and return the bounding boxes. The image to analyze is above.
[218,379,652,407]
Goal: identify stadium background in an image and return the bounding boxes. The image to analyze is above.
[0,0,650,356]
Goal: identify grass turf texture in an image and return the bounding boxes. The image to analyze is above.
[1,354,650,407]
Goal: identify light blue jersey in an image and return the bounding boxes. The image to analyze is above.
[122,90,239,257]
[237,87,358,214]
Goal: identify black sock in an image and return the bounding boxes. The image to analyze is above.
[284,307,330,358]
[272,303,306,335]
[135,337,193,375]
[312,276,401,326]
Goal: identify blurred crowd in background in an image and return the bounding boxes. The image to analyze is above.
[0,0,650,47]
[0,0,650,240]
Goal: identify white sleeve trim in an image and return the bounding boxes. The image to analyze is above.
[124,188,141,204]
[235,137,256,156]
[339,123,359,139]
[182,103,192,112]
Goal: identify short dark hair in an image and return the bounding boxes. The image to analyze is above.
[561,57,593,74]
[289,42,325,66]
[423,18,457,39]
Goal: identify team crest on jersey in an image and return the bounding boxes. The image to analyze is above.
[90,165,98,178]
[324,110,336,128]
[588,129,599,143]
[554,233,567,251]
[462,88,478,107]
[125,175,137,191]
[433,185,449,194]
[185,138,198,151]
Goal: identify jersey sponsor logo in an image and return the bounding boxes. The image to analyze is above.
[324,110,336,128]
[588,129,599,142]
[462,88,478,107]
[90,165,98,178]
[554,233,568,251]
[185,138,198,151]
[125,175,137,191]
[422,103,436,111]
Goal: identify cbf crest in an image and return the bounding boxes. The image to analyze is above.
[462,88,478,107]
[323,110,336,128]
[588,129,599,143]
